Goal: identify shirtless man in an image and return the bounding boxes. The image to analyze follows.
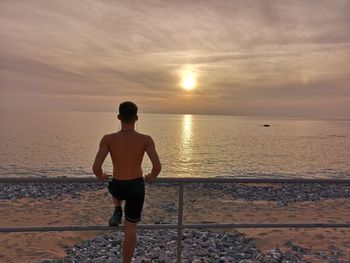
[92,101,161,263]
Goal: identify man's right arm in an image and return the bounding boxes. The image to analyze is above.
[145,135,161,182]
[92,135,111,180]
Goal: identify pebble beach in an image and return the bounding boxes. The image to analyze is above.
[1,181,350,263]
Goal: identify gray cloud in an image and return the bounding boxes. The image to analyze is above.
[0,0,349,118]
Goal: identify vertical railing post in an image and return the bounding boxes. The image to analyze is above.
[176,182,184,263]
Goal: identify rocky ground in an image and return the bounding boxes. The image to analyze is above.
[37,229,313,263]
[1,181,350,206]
[0,182,106,200]
[184,182,350,206]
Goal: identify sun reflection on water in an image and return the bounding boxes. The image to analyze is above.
[180,114,193,165]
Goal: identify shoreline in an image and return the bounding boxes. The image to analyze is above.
[0,183,349,262]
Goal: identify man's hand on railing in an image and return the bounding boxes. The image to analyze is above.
[98,171,111,181]
[144,173,156,183]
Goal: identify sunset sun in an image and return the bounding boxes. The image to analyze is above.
[181,72,196,90]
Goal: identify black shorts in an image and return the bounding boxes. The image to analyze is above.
[108,177,145,223]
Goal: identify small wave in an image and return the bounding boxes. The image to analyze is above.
[327,135,347,138]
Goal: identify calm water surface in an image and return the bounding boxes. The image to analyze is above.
[0,110,349,178]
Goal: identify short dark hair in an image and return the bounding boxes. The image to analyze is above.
[118,101,138,122]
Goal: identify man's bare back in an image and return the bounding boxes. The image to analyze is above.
[92,130,160,182]
[104,131,158,180]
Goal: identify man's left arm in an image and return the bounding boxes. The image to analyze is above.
[92,135,111,180]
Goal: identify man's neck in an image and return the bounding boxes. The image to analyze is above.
[120,122,135,131]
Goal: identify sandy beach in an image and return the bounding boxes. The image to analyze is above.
[1,184,349,263]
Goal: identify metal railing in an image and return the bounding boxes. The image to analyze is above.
[1,177,350,263]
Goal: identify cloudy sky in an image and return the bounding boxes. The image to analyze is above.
[0,0,349,118]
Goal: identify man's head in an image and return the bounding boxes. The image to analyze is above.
[118,101,138,123]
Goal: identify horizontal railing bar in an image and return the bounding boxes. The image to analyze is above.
[1,223,350,233]
[183,223,350,229]
[0,224,178,233]
[0,177,349,184]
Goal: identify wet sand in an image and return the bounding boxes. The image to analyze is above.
[0,185,349,263]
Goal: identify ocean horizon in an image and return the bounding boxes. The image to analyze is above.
[1,110,349,179]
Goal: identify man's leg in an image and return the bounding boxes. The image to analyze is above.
[122,178,144,262]
[109,197,122,226]
[112,196,121,207]
[112,197,123,219]
[123,220,137,263]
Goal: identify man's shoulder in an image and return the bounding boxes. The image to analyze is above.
[103,132,153,144]
[135,132,155,146]
[101,133,118,143]
[102,133,113,140]
[136,132,152,141]
[99,133,111,144]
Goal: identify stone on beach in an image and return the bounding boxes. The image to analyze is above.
[38,229,309,263]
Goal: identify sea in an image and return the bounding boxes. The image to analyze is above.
[0,110,349,179]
